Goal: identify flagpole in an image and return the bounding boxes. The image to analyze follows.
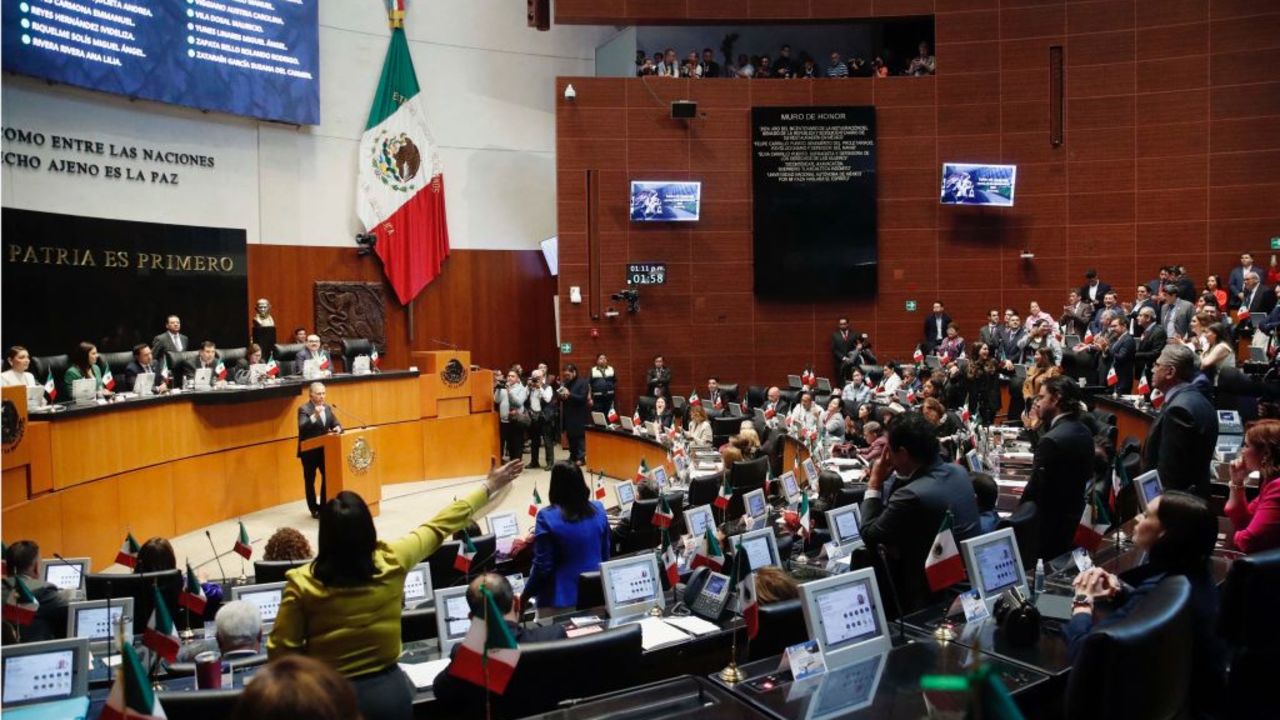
[483,586,493,720]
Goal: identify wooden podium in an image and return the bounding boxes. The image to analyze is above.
[299,426,387,517]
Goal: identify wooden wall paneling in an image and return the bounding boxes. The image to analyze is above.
[3,495,62,564]
[116,464,176,546]
[59,476,122,569]
[421,414,499,479]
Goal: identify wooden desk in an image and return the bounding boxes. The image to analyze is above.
[584,428,674,482]
[3,368,498,569]
[300,426,389,517]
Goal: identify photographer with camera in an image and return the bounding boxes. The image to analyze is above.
[527,368,556,469]
[495,368,530,463]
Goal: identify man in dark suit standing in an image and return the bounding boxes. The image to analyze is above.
[1021,377,1095,561]
[922,302,951,355]
[1238,272,1276,316]
[859,413,981,612]
[1132,306,1167,384]
[1229,253,1261,307]
[830,317,856,381]
[122,343,168,394]
[1102,317,1136,392]
[1144,345,1218,497]
[151,315,188,364]
[644,355,671,398]
[978,308,1004,349]
[557,363,590,464]
[297,381,341,518]
[1079,269,1111,311]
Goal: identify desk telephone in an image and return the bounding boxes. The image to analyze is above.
[677,566,732,621]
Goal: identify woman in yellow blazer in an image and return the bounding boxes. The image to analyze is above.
[268,457,523,720]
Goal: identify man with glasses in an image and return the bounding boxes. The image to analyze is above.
[1143,345,1217,497]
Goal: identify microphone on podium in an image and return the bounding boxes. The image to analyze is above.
[205,530,229,585]
[327,403,371,431]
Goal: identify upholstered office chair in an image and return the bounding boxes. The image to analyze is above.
[575,570,604,610]
[719,383,740,404]
[746,385,765,410]
[86,569,185,635]
[341,338,373,372]
[686,473,721,507]
[775,534,794,563]
[664,491,686,537]
[100,351,133,381]
[711,416,740,446]
[155,689,243,720]
[729,456,769,493]
[252,559,310,584]
[836,486,865,507]
[400,606,438,642]
[779,389,800,408]
[427,541,463,590]
[636,395,657,422]
[272,342,305,375]
[495,624,643,718]
[32,354,68,396]
[860,365,884,385]
[750,599,807,661]
[1220,548,1280,718]
[618,499,658,554]
[671,395,688,424]
[1064,575,1193,720]
[997,501,1040,570]
[808,528,832,548]
[168,349,200,381]
[219,347,247,367]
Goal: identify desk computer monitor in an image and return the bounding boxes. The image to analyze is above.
[965,448,984,473]
[673,453,689,476]
[66,598,133,652]
[684,505,714,540]
[230,582,285,629]
[600,554,664,622]
[620,416,635,431]
[825,505,863,549]
[44,557,90,597]
[434,586,473,655]
[403,562,434,609]
[743,489,767,527]
[1132,469,1163,512]
[959,528,1027,611]
[780,471,801,505]
[734,528,780,571]
[487,511,520,541]
[615,481,637,511]
[652,465,669,488]
[799,568,891,667]
[1,637,90,708]
[806,652,886,720]
[802,458,819,487]
[591,411,608,427]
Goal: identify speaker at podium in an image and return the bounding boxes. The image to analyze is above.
[299,427,387,516]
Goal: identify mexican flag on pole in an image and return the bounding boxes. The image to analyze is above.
[798,493,811,537]
[689,390,701,407]
[528,486,542,517]
[454,531,477,573]
[180,560,207,615]
[233,521,253,560]
[356,17,451,306]
[660,529,679,587]
[115,532,140,569]
[43,371,57,401]
[731,546,759,640]
[714,473,733,510]
[634,459,650,483]
[142,586,180,662]
[447,586,520,694]
[594,474,607,500]
[102,363,116,391]
[651,493,674,529]
[214,358,228,381]
[101,641,167,720]
[3,575,38,625]
[690,527,724,572]
[265,355,280,377]
[159,357,172,383]
[1074,492,1111,552]
[925,512,966,592]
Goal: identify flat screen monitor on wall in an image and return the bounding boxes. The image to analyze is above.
[940,163,1017,207]
[630,181,701,222]
[1,1,321,125]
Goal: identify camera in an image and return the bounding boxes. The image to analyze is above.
[610,288,640,313]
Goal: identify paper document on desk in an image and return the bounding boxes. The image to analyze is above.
[638,616,690,650]
[399,659,451,688]
[663,615,720,636]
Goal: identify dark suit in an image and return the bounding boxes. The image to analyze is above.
[1103,331,1136,392]
[1,576,70,642]
[1142,383,1218,497]
[1079,281,1112,309]
[978,323,1004,350]
[181,356,221,384]
[1021,415,1095,560]
[645,367,671,397]
[297,401,340,513]
[831,329,856,378]
[294,348,323,372]
[998,327,1026,363]
[1239,284,1277,316]
[151,331,189,361]
[122,360,165,393]
[859,461,981,611]
[922,313,951,353]
[1133,325,1166,384]
[432,619,567,713]
[560,376,590,462]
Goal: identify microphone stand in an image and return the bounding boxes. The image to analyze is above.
[327,403,368,430]
[205,531,230,586]
[874,544,910,643]
[55,552,116,664]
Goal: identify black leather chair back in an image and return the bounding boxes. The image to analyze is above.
[719,383,740,403]
[155,689,243,720]
[636,395,657,422]
[671,395,688,423]
[252,559,310,584]
[1220,548,1280,718]
[750,599,807,661]
[619,499,658,554]
[779,389,800,407]
[687,474,721,507]
[340,338,373,372]
[775,534,794,563]
[729,456,769,492]
[1065,575,1193,720]
[861,365,884,385]
[101,351,133,380]
[86,570,185,635]
[809,528,832,547]
[494,624,644,718]
[997,501,1040,570]
[664,490,687,537]
[746,385,765,410]
[427,541,463,590]
[168,349,200,378]
[836,486,865,507]
[33,354,69,396]
[272,342,305,375]
[401,606,438,642]
[575,570,604,610]
[219,347,247,367]
[711,416,740,446]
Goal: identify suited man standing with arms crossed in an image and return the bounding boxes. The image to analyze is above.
[297,382,341,518]
[831,318,856,381]
[922,302,951,355]
[1021,377,1095,560]
[558,364,590,464]
[1144,345,1218,498]
[151,315,188,364]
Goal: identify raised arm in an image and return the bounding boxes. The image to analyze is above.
[388,458,524,569]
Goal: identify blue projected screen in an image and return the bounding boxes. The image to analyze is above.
[940,163,1017,207]
[3,0,320,125]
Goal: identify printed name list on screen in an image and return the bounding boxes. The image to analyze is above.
[3,0,320,125]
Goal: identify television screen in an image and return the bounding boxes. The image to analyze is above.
[630,181,701,222]
[2,1,320,125]
[940,163,1017,207]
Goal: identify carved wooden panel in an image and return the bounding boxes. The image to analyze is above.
[313,282,387,359]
